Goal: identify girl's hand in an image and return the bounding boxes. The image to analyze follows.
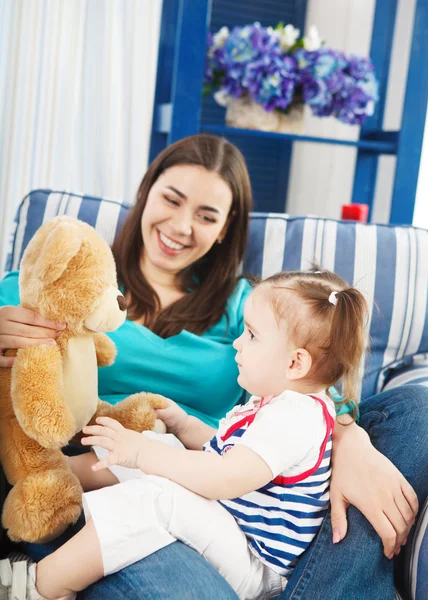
[330,422,418,559]
[82,417,147,471]
[155,397,189,436]
[0,306,65,367]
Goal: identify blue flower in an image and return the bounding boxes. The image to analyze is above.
[205,22,379,126]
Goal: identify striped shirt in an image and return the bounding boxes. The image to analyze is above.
[203,391,335,578]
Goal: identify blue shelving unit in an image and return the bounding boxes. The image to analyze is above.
[150,0,428,224]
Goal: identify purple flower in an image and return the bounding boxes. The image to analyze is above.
[205,22,379,126]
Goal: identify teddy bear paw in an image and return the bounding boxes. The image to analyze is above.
[106,392,167,432]
[3,470,82,543]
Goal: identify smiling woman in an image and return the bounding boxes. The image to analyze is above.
[112,135,252,337]
[141,165,232,277]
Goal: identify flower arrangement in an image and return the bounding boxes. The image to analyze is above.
[204,22,379,129]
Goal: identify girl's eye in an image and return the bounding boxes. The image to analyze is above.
[248,329,255,341]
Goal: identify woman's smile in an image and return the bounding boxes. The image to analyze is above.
[157,229,190,256]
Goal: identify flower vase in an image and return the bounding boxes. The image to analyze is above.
[224,97,305,135]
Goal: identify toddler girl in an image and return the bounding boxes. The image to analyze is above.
[3,269,368,600]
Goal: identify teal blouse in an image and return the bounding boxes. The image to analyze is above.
[0,272,251,428]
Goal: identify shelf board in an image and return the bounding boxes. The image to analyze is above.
[201,124,398,155]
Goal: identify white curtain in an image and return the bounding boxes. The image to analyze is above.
[0,0,162,275]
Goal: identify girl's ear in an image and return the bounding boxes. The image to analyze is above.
[287,348,312,380]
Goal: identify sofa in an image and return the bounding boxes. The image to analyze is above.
[3,188,428,599]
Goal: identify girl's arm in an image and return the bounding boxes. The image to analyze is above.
[82,417,272,500]
[330,417,418,558]
[155,397,216,449]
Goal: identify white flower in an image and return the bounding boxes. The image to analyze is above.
[213,26,229,49]
[303,25,322,51]
[267,26,278,38]
[214,90,232,107]
[278,24,300,51]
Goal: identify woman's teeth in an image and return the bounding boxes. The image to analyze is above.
[159,231,185,250]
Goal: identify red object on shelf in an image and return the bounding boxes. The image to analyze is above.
[341,204,369,223]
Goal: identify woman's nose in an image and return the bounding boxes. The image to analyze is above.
[171,210,192,236]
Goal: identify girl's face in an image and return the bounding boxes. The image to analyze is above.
[140,165,233,278]
[233,288,299,397]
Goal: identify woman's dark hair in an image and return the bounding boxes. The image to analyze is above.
[112,134,252,337]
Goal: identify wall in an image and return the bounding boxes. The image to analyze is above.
[286,0,419,223]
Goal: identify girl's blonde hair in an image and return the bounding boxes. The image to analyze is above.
[258,268,368,417]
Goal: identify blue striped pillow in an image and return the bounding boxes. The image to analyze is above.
[5,192,428,400]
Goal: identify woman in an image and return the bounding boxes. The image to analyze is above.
[0,134,426,599]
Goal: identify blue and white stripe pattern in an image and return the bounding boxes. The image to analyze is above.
[243,214,428,400]
[203,401,333,578]
[407,498,428,600]
[4,190,131,273]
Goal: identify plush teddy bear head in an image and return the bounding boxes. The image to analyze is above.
[19,216,126,334]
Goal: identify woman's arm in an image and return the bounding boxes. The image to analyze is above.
[82,417,272,500]
[330,417,418,558]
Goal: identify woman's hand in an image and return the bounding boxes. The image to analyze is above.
[155,397,189,436]
[0,306,65,367]
[82,417,147,471]
[330,421,418,558]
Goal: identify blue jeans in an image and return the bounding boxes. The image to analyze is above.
[25,385,428,599]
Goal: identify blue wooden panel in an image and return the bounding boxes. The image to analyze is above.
[149,0,179,163]
[169,0,211,143]
[202,0,307,213]
[390,0,428,225]
[351,0,399,219]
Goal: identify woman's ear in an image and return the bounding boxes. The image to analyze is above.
[287,348,312,380]
[218,210,237,243]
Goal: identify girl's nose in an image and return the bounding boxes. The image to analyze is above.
[233,335,242,350]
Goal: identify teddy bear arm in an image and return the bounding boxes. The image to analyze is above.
[93,393,166,433]
[93,333,117,367]
[11,345,75,449]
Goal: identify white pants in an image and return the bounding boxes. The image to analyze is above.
[83,433,286,600]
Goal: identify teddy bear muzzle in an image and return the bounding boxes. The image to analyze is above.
[84,286,127,332]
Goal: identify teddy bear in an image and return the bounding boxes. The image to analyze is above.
[0,216,166,543]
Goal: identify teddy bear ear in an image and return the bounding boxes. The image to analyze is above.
[32,221,84,285]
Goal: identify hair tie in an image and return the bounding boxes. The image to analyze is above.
[329,291,338,306]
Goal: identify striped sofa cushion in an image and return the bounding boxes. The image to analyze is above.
[5,191,428,400]
[244,214,428,400]
[405,497,428,600]
[381,354,428,392]
[5,190,131,272]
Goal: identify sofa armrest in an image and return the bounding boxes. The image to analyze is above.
[403,497,428,600]
[381,354,428,393]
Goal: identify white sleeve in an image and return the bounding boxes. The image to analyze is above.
[234,392,328,478]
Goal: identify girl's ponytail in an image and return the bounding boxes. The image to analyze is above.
[329,287,368,406]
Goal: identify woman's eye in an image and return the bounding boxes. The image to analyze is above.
[165,196,179,206]
[248,329,255,340]
[199,213,216,224]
